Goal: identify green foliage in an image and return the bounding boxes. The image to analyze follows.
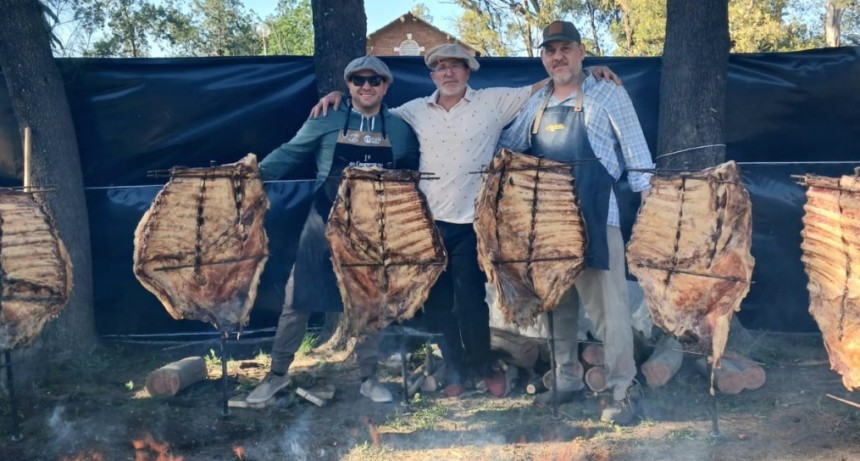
[729,0,818,52]
[265,0,313,55]
[455,9,513,56]
[74,0,189,57]
[184,0,259,56]
[204,348,221,368]
[297,332,319,356]
[411,2,433,23]
[455,0,849,57]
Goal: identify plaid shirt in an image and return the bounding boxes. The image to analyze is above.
[499,75,654,227]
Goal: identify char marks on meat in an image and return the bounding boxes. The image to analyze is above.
[133,154,269,332]
[326,167,447,334]
[800,173,860,390]
[0,190,73,350]
[474,149,587,327]
[626,161,754,372]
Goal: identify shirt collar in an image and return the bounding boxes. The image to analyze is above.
[427,85,476,107]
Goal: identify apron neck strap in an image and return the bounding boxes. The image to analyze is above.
[530,78,585,136]
[342,100,388,139]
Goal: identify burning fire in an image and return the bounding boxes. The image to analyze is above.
[132,432,183,461]
[233,446,246,460]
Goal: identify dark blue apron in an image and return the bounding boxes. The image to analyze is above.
[292,103,395,312]
[529,87,614,270]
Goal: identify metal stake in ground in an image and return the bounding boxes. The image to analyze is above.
[710,363,720,437]
[221,333,230,416]
[547,310,560,419]
[3,350,23,441]
[399,326,410,405]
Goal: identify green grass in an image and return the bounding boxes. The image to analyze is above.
[297,333,319,356]
[666,428,697,442]
[384,393,448,432]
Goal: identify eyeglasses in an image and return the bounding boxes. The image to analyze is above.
[349,75,384,87]
[432,62,466,73]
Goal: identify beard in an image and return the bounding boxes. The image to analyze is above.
[437,82,467,97]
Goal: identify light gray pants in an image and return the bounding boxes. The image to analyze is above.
[270,273,381,379]
[548,226,635,401]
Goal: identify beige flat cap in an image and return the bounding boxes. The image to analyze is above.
[424,44,479,72]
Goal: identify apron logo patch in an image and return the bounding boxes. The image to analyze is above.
[545,123,565,132]
[363,134,383,145]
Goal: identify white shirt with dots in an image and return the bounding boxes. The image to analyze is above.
[392,85,532,224]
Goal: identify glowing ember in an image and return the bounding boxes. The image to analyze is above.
[360,416,381,447]
[131,432,183,461]
[233,446,245,460]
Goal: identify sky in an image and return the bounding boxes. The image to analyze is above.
[243,0,464,34]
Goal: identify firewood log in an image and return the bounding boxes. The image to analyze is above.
[641,336,684,387]
[581,343,605,367]
[584,366,607,392]
[724,351,766,390]
[695,357,745,395]
[145,357,208,397]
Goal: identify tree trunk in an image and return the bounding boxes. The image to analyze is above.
[658,1,753,341]
[657,0,729,170]
[617,0,634,55]
[311,0,365,350]
[825,0,845,47]
[311,0,366,98]
[0,0,97,385]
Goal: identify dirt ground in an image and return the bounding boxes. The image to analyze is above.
[1,329,860,461]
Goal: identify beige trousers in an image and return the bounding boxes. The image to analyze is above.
[548,226,635,401]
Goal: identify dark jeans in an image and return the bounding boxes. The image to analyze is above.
[423,221,492,382]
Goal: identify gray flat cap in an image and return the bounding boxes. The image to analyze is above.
[343,55,393,83]
[424,44,479,72]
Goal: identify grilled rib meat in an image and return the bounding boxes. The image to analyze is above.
[326,167,447,333]
[133,154,269,332]
[474,149,587,327]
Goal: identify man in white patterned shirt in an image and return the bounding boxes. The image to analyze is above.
[499,20,655,425]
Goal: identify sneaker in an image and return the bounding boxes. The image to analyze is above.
[246,372,291,403]
[534,388,585,409]
[360,378,393,403]
[600,382,642,425]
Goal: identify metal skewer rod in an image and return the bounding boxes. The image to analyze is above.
[633,263,751,283]
[547,311,560,420]
[4,350,22,442]
[468,159,598,175]
[22,127,31,191]
[399,326,409,405]
[492,255,584,264]
[220,333,230,416]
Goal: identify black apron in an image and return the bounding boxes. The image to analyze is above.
[529,88,614,270]
[291,105,395,312]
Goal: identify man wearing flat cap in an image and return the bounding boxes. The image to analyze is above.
[246,55,419,405]
[312,43,621,398]
[500,20,655,424]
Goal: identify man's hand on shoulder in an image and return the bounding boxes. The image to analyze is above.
[309,91,345,118]
[586,66,622,86]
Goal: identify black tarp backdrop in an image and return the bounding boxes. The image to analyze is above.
[0,48,858,335]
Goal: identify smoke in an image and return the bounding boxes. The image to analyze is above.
[278,408,316,460]
[48,405,74,444]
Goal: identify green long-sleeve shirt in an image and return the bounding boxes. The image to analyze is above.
[259,104,420,189]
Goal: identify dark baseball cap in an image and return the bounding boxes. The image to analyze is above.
[539,21,582,47]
